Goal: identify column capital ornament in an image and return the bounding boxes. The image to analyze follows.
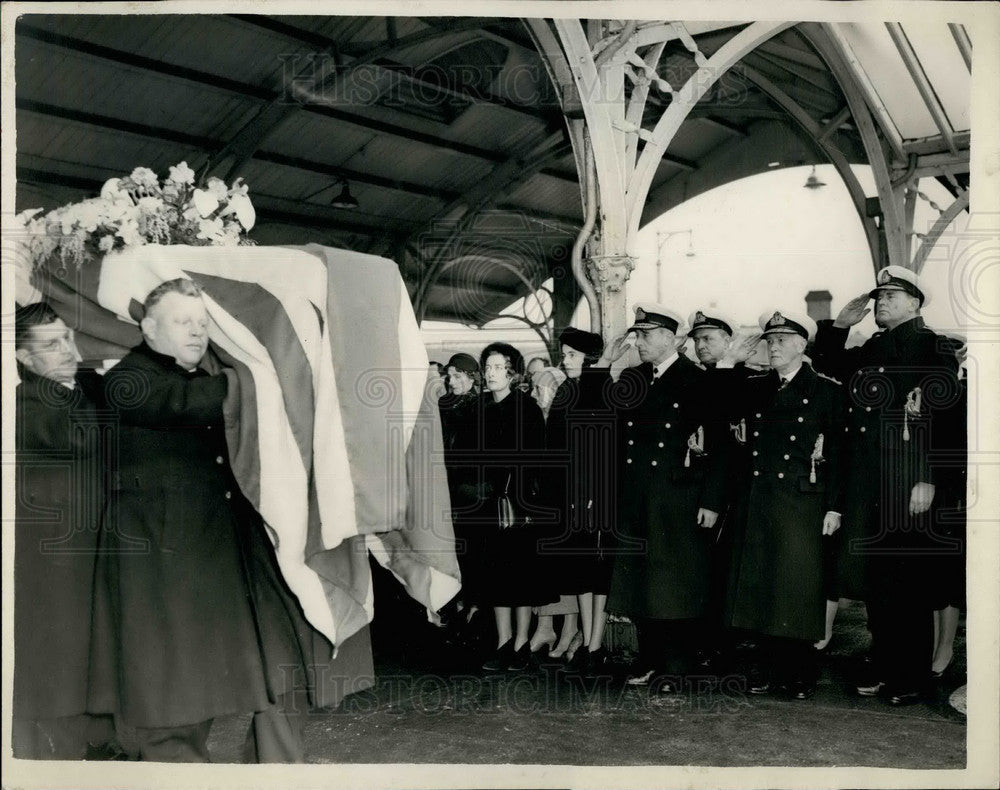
[586,254,636,292]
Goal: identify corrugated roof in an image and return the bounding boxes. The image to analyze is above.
[14,14,972,326]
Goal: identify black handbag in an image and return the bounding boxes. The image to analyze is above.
[497,473,516,530]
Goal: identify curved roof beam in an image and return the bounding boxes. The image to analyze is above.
[734,63,880,270]
[626,21,794,241]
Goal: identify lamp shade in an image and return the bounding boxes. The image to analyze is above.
[331,181,359,209]
[804,166,826,190]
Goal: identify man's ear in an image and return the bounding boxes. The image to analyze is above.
[15,347,34,371]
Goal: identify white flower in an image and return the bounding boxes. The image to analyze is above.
[98,235,116,253]
[196,217,225,242]
[129,167,159,188]
[100,178,124,200]
[218,222,242,246]
[137,195,165,213]
[14,208,45,230]
[228,177,249,197]
[190,188,220,218]
[116,219,143,247]
[220,192,256,231]
[205,177,228,199]
[73,201,104,233]
[167,161,196,185]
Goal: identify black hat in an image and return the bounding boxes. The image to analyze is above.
[558,327,604,356]
[445,352,479,376]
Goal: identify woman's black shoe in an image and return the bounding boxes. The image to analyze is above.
[583,647,609,678]
[507,642,531,672]
[482,640,514,672]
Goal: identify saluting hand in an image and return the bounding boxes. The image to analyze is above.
[600,334,633,365]
[717,329,762,368]
[833,293,872,328]
[909,482,935,515]
[822,512,841,536]
[697,508,718,529]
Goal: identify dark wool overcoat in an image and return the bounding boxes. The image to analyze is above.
[811,317,964,601]
[724,364,846,642]
[88,343,372,728]
[542,366,620,595]
[607,356,728,620]
[14,369,106,720]
[462,388,555,608]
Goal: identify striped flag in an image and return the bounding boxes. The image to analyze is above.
[32,243,460,650]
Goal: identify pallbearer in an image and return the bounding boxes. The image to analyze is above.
[13,303,119,759]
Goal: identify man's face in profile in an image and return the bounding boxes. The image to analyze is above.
[17,318,79,384]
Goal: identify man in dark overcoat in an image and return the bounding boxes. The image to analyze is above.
[12,302,118,759]
[718,310,846,699]
[810,265,964,705]
[685,308,754,668]
[602,303,728,690]
[88,278,361,761]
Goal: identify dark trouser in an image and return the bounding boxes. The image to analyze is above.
[707,519,735,655]
[636,617,703,675]
[867,555,934,692]
[758,636,818,685]
[12,713,117,760]
[134,691,307,763]
[242,689,308,764]
[134,720,212,763]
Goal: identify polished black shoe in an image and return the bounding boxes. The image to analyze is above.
[563,646,591,676]
[791,681,816,700]
[482,641,514,672]
[625,668,657,686]
[748,680,772,695]
[654,678,681,694]
[507,642,531,672]
[583,647,609,678]
[886,688,924,706]
[856,679,885,697]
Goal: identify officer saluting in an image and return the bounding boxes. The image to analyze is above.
[811,266,964,705]
[718,310,846,700]
[688,309,743,372]
[601,304,728,691]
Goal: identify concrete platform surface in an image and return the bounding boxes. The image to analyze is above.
[204,602,967,768]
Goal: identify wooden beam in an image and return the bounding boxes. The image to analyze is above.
[695,115,749,137]
[805,23,909,269]
[912,191,970,273]
[16,99,460,203]
[735,63,881,270]
[948,23,973,72]
[885,22,959,157]
[819,23,906,163]
[14,22,549,173]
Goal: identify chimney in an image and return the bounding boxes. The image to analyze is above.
[805,290,833,322]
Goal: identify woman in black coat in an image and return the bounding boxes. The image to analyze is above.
[543,328,618,671]
[438,353,484,616]
[472,342,555,672]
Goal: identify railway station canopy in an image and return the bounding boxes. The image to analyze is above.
[12,11,976,329]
